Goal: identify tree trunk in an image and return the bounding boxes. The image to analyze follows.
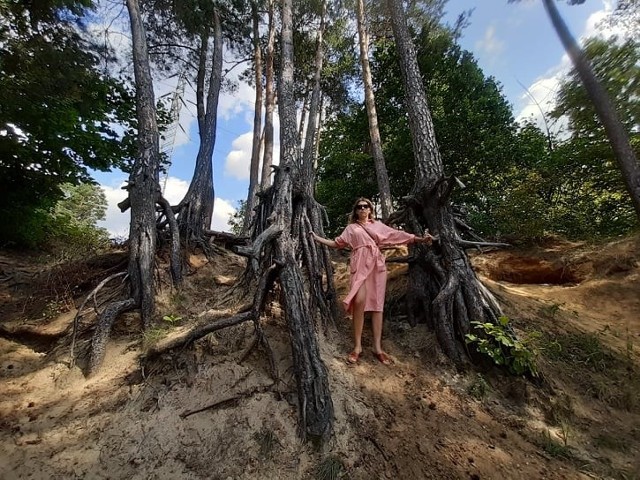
[244,1,264,233]
[176,8,222,243]
[301,1,325,187]
[126,0,160,329]
[542,0,640,219]
[260,0,276,192]
[356,0,394,220]
[299,0,341,326]
[385,0,504,363]
[267,0,333,440]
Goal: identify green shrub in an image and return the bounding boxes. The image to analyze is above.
[466,316,539,377]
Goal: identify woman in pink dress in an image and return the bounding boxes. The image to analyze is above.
[311,197,433,365]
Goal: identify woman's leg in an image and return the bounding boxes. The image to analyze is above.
[371,311,384,354]
[351,283,367,355]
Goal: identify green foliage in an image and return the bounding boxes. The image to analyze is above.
[548,37,639,237]
[540,429,573,459]
[314,455,347,480]
[49,183,110,255]
[465,316,539,377]
[317,25,639,241]
[0,0,136,248]
[318,27,530,238]
[467,373,491,401]
[544,332,613,372]
[4,182,110,252]
[253,427,281,461]
[228,200,247,236]
[162,314,183,326]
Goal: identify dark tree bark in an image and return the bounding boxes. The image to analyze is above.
[260,0,276,191]
[356,0,393,220]
[176,8,223,243]
[237,0,335,440]
[300,0,341,326]
[542,0,640,220]
[126,0,161,329]
[244,0,264,233]
[86,0,184,374]
[277,0,333,439]
[385,0,504,363]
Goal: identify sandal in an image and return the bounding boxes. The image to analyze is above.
[347,351,360,364]
[374,351,393,365]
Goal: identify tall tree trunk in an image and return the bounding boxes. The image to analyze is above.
[244,1,264,233]
[301,1,325,188]
[126,0,160,329]
[176,9,223,243]
[300,0,341,326]
[267,0,333,440]
[385,0,504,363]
[260,0,276,191]
[542,0,640,219]
[356,0,393,220]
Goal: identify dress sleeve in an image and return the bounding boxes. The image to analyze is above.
[374,221,417,246]
[334,226,351,249]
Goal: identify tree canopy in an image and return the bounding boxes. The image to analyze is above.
[0,0,135,247]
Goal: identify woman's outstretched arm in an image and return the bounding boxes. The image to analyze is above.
[310,231,338,248]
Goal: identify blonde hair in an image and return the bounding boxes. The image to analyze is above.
[349,197,375,224]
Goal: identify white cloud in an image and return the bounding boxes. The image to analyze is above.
[99,182,130,238]
[224,132,254,180]
[475,25,505,64]
[212,198,236,232]
[219,79,257,122]
[161,176,190,205]
[99,177,235,237]
[515,67,567,134]
[223,125,282,182]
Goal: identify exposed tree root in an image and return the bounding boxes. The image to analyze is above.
[87,298,137,375]
[144,311,253,358]
[179,383,275,419]
[70,271,127,368]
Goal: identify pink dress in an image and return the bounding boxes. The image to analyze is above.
[335,220,417,313]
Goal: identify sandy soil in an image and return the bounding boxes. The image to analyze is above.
[1,234,639,479]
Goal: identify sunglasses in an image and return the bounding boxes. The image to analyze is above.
[355,204,370,210]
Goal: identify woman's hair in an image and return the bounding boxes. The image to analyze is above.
[349,197,375,224]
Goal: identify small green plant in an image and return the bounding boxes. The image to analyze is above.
[540,429,572,458]
[254,428,280,460]
[170,291,187,309]
[467,373,491,401]
[465,316,538,377]
[557,418,571,447]
[314,454,347,480]
[162,314,183,326]
[143,327,167,346]
[539,302,564,320]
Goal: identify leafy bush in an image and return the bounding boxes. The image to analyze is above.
[466,316,539,377]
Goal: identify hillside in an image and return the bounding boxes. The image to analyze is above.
[0,234,639,479]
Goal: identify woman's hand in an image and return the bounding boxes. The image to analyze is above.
[417,232,434,245]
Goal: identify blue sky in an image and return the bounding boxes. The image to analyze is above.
[97,0,619,236]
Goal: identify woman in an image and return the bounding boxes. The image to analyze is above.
[311,197,433,365]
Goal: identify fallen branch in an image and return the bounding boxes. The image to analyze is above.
[457,239,511,249]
